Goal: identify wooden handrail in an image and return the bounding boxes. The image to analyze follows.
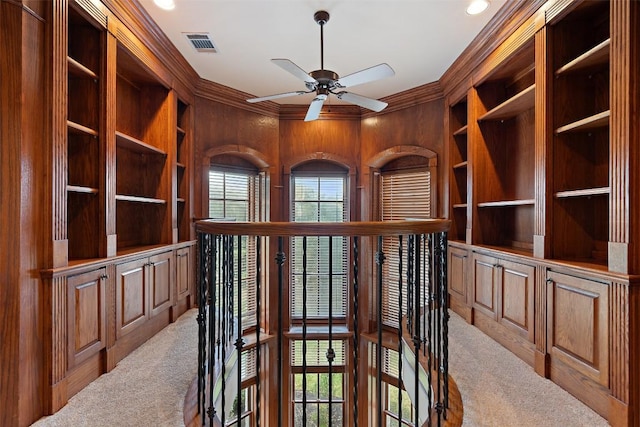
[195,219,451,237]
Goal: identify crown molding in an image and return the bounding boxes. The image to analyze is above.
[103,0,199,97]
[195,79,280,118]
[439,0,547,96]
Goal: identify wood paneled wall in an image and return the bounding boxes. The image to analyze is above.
[0,1,51,425]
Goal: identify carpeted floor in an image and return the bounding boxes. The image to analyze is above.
[32,309,608,426]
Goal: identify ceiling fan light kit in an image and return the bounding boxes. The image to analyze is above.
[247,10,395,121]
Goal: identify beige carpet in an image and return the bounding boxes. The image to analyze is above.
[31,309,608,426]
[32,310,198,427]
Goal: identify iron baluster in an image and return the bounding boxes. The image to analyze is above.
[413,234,420,427]
[351,237,359,427]
[302,236,308,427]
[275,237,286,427]
[208,234,218,424]
[236,235,244,426]
[327,236,334,427]
[256,235,262,427]
[397,235,404,427]
[375,235,385,427]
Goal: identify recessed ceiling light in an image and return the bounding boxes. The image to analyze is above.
[154,0,175,10]
[467,0,490,15]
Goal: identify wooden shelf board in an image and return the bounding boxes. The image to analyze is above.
[555,39,610,76]
[67,185,99,194]
[452,203,467,209]
[177,126,186,135]
[475,244,533,257]
[478,85,535,121]
[115,194,166,204]
[115,131,166,156]
[67,56,98,79]
[68,120,98,137]
[555,110,610,134]
[177,198,186,203]
[453,124,468,136]
[554,187,610,199]
[452,161,468,170]
[477,199,535,208]
[177,162,186,169]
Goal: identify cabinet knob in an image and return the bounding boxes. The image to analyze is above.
[100,275,108,280]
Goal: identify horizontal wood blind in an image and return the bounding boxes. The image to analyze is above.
[209,168,262,329]
[380,170,431,328]
[290,175,348,319]
[291,339,346,367]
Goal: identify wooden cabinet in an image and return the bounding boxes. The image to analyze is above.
[471,251,535,364]
[67,268,107,369]
[447,244,470,322]
[176,246,192,301]
[115,44,172,252]
[448,95,468,243]
[470,38,536,255]
[115,251,173,339]
[546,270,609,416]
[66,7,106,261]
[176,99,192,242]
[550,1,610,266]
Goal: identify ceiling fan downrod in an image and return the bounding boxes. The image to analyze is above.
[314,10,329,71]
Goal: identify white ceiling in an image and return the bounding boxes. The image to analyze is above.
[137,0,507,105]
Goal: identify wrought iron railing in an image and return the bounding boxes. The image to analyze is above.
[196,220,450,427]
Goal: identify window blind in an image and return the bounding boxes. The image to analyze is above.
[290,175,348,319]
[380,169,431,328]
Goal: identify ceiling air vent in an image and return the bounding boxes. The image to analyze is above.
[184,33,217,53]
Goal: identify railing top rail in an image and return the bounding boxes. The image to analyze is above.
[195,219,450,237]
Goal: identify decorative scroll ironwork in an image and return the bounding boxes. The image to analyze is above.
[196,221,449,427]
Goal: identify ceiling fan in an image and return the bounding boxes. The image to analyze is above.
[247,10,395,121]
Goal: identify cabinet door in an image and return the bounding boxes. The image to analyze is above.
[67,268,106,368]
[176,246,191,300]
[149,251,173,317]
[115,257,149,338]
[546,271,609,387]
[497,259,535,341]
[472,253,497,318]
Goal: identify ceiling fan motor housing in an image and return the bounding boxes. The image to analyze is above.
[314,10,330,25]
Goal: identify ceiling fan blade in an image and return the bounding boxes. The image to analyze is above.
[272,59,318,84]
[304,94,327,122]
[336,63,395,88]
[247,90,308,103]
[336,92,388,112]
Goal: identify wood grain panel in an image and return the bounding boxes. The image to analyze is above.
[472,253,496,317]
[115,258,148,338]
[67,269,106,368]
[176,246,191,299]
[150,251,172,316]
[610,0,640,274]
[547,271,609,387]
[448,247,467,298]
[498,259,534,341]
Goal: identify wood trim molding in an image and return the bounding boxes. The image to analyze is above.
[365,81,444,117]
[440,0,547,95]
[196,79,280,118]
[203,145,271,169]
[365,145,438,169]
[283,152,355,175]
[102,0,198,93]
